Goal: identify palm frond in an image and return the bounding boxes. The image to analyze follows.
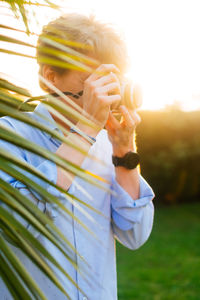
[0,123,108,189]
[1,0,59,33]
[0,34,35,47]
[0,253,33,300]
[0,233,48,300]
[0,78,31,97]
[0,48,35,58]
[0,1,106,297]
[0,202,84,293]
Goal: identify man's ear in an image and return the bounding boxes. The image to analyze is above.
[42,65,57,85]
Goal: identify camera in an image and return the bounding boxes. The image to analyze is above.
[111,80,143,115]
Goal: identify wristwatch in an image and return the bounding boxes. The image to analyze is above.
[112,151,140,169]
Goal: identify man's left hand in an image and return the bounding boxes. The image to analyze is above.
[105,105,141,157]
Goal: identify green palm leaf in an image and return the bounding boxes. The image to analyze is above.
[1,253,34,300]
[0,78,31,97]
[1,0,59,33]
[0,34,35,47]
[0,123,109,190]
[0,203,83,293]
[0,234,48,300]
[0,48,35,58]
[0,167,97,288]
[0,1,107,298]
[0,159,102,238]
[0,147,106,215]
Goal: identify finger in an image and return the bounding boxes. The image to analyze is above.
[119,105,136,127]
[97,94,121,105]
[129,110,141,125]
[107,111,121,129]
[93,71,120,87]
[96,82,121,95]
[86,64,120,82]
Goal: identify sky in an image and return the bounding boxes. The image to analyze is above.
[1,0,200,111]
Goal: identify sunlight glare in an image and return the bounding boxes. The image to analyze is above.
[1,0,200,111]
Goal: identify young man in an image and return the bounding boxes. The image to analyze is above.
[0,14,154,300]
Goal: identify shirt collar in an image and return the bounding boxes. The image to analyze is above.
[34,102,58,131]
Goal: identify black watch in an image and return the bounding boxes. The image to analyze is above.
[112,151,140,169]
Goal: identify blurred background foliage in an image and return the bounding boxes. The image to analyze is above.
[137,108,200,205]
[118,107,200,300]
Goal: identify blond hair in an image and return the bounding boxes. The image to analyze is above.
[37,13,129,90]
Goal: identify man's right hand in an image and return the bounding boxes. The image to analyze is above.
[82,64,122,130]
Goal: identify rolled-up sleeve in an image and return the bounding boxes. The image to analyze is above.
[111,175,155,250]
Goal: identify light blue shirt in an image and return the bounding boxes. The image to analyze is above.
[0,103,155,300]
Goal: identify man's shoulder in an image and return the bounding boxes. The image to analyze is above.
[0,102,55,137]
[0,111,36,133]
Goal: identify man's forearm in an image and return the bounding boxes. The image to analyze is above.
[114,166,140,200]
[56,123,98,190]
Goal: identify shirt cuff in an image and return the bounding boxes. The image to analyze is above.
[111,175,155,230]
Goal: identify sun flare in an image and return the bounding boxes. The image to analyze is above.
[1,0,200,111]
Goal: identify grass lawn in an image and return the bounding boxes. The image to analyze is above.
[116,203,200,300]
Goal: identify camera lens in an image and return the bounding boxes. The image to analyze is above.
[122,81,143,110]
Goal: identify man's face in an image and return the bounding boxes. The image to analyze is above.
[45,67,95,128]
[53,69,91,109]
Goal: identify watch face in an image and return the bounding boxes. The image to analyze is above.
[112,151,140,169]
[123,152,140,169]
